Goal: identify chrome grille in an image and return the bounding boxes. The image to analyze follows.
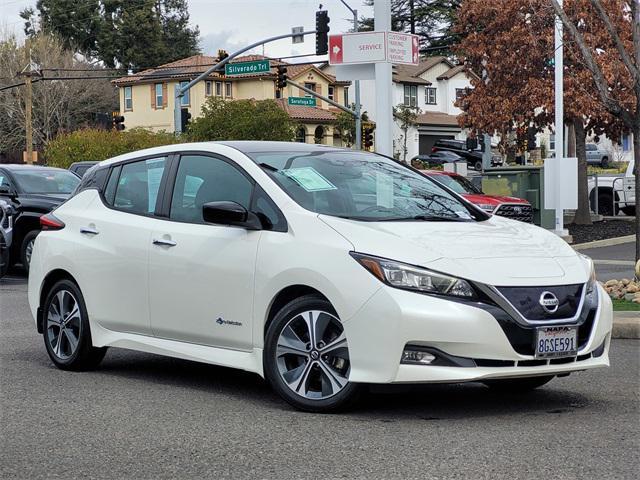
[494,203,533,223]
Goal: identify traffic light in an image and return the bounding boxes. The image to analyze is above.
[112,113,125,131]
[276,65,288,90]
[180,108,192,133]
[316,10,329,55]
[218,49,229,61]
[527,126,537,150]
[362,123,374,150]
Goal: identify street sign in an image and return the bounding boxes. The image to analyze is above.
[225,60,270,76]
[292,26,304,44]
[328,31,419,66]
[329,32,386,65]
[386,32,419,65]
[288,97,317,107]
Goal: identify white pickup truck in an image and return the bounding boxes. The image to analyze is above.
[588,158,636,216]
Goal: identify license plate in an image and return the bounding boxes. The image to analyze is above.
[535,326,578,358]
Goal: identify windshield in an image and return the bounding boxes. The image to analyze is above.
[249,150,485,222]
[13,169,80,194]
[427,173,481,195]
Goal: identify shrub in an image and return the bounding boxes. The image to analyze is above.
[44,128,180,168]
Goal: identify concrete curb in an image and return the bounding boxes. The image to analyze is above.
[573,235,636,250]
[613,312,640,339]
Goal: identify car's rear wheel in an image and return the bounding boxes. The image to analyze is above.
[483,375,554,392]
[264,295,361,412]
[600,157,609,168]
[474,160,483,171]
[43,279,107,371]
[21,229,39,271]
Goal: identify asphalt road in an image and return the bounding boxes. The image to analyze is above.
[1,275,639,480]
[582,240,637,281]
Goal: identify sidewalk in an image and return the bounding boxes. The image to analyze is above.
[613,311,640,339]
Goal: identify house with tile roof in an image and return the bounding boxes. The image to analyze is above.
[327,56,477,160]
[112,54,351,145]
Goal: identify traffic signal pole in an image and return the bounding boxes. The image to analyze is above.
[173,30,317,134]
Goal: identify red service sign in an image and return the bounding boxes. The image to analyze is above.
[328,31,419,66]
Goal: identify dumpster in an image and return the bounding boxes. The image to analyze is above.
[481,166,555,228]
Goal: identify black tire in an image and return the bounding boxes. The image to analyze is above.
[20,229,39,272]
[621,206,636,216]
[42,279,107,371]
[600,157,609,168]
[474,160,483,171]
[264,294,361,413]
[594,191,614,216]
[483,375,554,392]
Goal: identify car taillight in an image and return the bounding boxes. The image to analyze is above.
[40,213,65,231]
[431,147,437,153]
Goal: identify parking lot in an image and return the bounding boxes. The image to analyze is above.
[1,274,638,480]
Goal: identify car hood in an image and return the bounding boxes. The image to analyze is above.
[462,193,529,206]
[320,215,587,286]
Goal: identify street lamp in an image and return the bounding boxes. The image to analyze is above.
[338,0,362,150]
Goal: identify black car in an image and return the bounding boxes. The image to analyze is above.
[0,165,80,270]
[69,161,99,178]
[412,150,465,167]
[431,139,502,171]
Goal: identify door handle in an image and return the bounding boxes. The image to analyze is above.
[153,238,177,247]
[80,227,99,235]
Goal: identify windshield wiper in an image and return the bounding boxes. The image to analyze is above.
[381,214,472,222]
[259,162,279,172]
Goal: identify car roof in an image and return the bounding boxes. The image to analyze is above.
[70,161,99,166]
[96,141,356,168]
[0,164,68,172]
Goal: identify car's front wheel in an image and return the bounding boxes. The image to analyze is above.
[264,295,361,412]
[483,375,554,392]
[43,279,107,371]
[474,160,483,171]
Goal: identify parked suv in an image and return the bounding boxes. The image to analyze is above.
[0,165,80,270]
[585,143,610,168]
[431,139,502,171]
[28,142,611,412]
[423,170,534,223]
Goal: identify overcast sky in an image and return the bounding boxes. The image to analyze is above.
[1,0,373,61]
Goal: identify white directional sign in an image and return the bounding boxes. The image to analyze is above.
[329,31,419,66]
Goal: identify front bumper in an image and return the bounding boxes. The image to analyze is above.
[343,284,612,384]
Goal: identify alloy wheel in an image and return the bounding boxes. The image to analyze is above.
[25,239,34,265]
[46,290,82,360]
[275,310,350,400]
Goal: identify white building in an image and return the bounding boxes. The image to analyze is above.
[355,56,478,161]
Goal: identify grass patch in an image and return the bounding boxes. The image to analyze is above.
[612,298,640,311]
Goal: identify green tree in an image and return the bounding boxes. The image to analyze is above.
[187,98,295,142]
[334,105,369,148]
[393,104,420,162]
[361,1,460,55]
[20,0,200,69]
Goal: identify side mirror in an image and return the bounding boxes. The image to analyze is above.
[202,201,262,230]
[0,185,15,197]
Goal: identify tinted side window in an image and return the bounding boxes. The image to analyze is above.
[112,158,166,215]
[170,155,253,224]
[103,166,121,205]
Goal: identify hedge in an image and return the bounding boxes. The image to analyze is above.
[44,128,180,168]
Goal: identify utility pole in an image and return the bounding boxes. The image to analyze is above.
[339,0,362,150]
[19,39,39,165]
[375,0,393,157]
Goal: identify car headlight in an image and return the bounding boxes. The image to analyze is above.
[579,253,597,293]
[350,252,477,299]
[476,204,495,212]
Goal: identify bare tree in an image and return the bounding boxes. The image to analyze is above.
[549,0,640,262]
[0,33,117,158]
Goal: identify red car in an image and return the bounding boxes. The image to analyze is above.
[422,170,533,223]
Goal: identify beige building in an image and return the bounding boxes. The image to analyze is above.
[112,54,351,145]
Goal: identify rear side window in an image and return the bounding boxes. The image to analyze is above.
[110,157,167,215]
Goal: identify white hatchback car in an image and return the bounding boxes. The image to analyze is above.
[28,142,612,412]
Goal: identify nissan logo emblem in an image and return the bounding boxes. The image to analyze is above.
[539,291,560,314]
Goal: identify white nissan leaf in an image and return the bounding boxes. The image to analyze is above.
[28,142,612,412]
